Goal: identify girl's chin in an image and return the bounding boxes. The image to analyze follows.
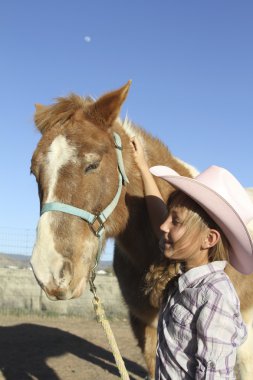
[164,248,175,259]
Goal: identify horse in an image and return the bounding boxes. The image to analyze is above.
[30,82,253,379]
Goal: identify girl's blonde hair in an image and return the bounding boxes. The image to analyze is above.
[145,190,230,308]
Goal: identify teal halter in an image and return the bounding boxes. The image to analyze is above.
[40,132,129,264]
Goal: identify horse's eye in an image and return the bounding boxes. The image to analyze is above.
[85,162,100,173]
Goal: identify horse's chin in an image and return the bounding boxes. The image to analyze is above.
[43,276,87,301]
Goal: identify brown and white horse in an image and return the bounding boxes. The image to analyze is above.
[30,82,253,379]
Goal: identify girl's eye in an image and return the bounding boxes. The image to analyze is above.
[172,218,181,226]
[85,162,100,173]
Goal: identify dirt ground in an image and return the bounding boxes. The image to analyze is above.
[0,315,147,380]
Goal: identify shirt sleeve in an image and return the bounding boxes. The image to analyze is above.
[195,283,247,379]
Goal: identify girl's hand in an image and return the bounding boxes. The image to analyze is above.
[130,137,167,240]
[130,136,149,172]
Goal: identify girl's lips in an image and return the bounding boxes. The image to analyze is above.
[159,238,173,252]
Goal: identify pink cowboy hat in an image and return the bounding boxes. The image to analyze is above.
[150,165,253,274]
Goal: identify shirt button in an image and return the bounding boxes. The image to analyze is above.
[207,361,216,369]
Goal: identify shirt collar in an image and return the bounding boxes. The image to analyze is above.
[178,261,227,293]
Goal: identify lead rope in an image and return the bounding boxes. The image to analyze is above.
[88,178,130,379]
[89,243,130,380]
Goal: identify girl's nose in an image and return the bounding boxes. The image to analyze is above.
[160,216,171,233]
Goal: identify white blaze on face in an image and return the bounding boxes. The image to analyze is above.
[46,135,77,202]
[31,135,78,287]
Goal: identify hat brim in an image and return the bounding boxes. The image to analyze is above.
[150,166,253,274]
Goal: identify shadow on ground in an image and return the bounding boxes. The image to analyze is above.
[0,324,146,380]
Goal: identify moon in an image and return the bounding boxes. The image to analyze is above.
[84,36,91,43]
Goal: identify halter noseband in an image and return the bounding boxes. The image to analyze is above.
[40,132,129,265]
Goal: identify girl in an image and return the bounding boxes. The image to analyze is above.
[131,137,253,379]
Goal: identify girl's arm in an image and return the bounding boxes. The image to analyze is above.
[130,136,168,239]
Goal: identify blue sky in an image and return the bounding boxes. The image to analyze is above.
[0,1,252,258]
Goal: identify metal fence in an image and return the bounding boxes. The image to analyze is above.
[0,226,36,256]
[0,226,114,260]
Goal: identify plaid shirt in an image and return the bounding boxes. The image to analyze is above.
[156,261,247,379]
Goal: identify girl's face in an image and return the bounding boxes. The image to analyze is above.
[160,207,187,258]
[160,205,209,269]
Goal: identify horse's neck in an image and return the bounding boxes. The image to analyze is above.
[112,122,196,268]
[112,124,167,268]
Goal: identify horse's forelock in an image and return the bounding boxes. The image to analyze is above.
[34,94,94,134]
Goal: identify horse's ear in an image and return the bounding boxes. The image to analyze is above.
[35,103,46,112]
[34,103,48,134]
[86,80,131,129]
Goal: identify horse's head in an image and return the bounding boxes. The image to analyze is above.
[30,82,131,300]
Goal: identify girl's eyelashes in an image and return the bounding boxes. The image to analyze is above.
[84,161,100,173]
[172,216,184,226]
[172,218,181,225]
[169,211,182,225]
[169,208,186,226]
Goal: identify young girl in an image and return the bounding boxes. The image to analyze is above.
[131,137,253,379]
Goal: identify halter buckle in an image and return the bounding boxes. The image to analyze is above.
[114,142,123,150]
[90,215,105,237]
